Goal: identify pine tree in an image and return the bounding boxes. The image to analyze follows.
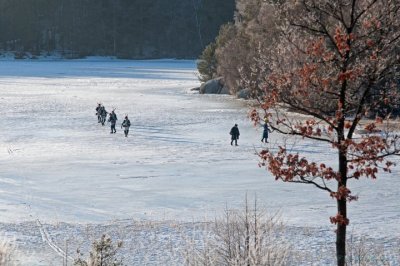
[197,42,218,82]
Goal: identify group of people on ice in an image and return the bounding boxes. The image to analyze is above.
[97,103,271,142]
[96,103,131,137]
[229,118,271,146]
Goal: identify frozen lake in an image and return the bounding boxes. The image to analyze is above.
[0,59,399,258]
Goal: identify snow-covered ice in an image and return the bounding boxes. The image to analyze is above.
[0,59,399,264]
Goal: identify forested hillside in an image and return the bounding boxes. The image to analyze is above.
[0,0,235,59]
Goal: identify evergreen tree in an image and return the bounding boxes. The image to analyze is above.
[197,42,217,82]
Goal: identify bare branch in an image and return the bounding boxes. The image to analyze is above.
[286,178,333,193]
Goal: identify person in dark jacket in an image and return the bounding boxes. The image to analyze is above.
[121,115,131,137]
[100,106,108,126]
[261,122,271,143]
[95,104,102,123]
[108,110,118,134]
[230,124,240,146]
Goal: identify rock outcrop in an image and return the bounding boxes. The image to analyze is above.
[199,77,230,95]
[236,88,251,99]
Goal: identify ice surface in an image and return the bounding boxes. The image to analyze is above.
[0,59,399,264]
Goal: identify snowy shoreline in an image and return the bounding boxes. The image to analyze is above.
[2,219,399,265]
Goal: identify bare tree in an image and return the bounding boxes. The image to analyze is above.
[184,198,290,266]
[247,1,400,265]
[192,0,204,49]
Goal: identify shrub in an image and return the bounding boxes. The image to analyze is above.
[0,239,14,266]
[184,198,291,266]
[74,234,123,266]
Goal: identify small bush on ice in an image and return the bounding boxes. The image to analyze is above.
[347,235,398,266]
[184,198,291,266]
[74,234,123,266]
[0,239,14,266]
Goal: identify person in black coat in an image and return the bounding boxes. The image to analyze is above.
[108,110,118,134]
[100,106,108,126]
[121,115,131,137]
[230,124,240,146]
[95,104,102,123]
[261,122,271,143]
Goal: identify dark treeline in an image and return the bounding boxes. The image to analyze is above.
[0,0,235,59]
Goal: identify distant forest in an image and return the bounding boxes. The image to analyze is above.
[0,0,235,59]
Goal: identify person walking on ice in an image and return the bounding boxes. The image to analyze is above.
[100,105,108,126]
[108,110,118,134]
[121,115,131,137]
[95,103,102,123]
[261,118,272,143]
[230,124,240,146]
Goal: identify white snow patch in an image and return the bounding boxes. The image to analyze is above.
[0,59,399,264]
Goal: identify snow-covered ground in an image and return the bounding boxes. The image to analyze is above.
[0,59,399,264]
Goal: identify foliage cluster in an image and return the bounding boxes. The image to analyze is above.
[74,234,123,266]
[198,0,281,92]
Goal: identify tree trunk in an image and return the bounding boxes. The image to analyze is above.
[336,150,348,266]
[336,198,347,266]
